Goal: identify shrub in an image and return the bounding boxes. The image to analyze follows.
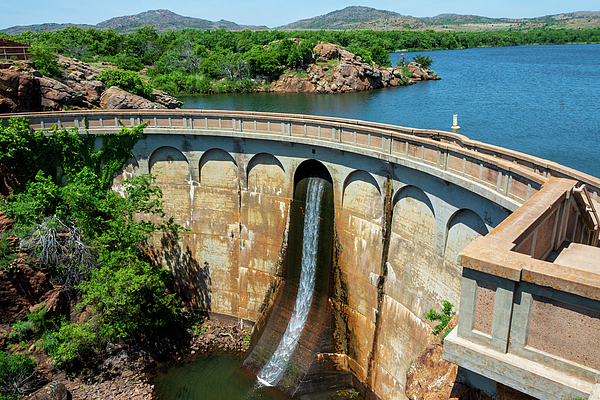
[52,322,97,366]
[0,233,18,268]
[37,332,60,356]
[114,54,144,72]
[30,46,63,79]
[424,300,456,337]
[0,351,36,399]
[413,54,434,68]
[98,69,153,99]
[8,320,32,342]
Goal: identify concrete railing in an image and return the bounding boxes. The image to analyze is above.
[444,178,600,400]
[3,110,600,208]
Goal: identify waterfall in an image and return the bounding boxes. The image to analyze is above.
[257,178,325,387]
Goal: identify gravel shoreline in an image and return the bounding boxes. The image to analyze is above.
[25,318,251,399]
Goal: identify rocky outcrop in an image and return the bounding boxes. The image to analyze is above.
[272,43,439,94]
[100,86,167,110]
[0,57,181,113]
[405,316,534,400]
[0,261,54,324]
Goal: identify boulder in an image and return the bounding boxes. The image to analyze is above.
[0,211,14,233]
[100,86,167,110]
[152,89,183,109]
[28,381,71,400]
[0,263,54,324]
[314,43,342,60]
[38,77,79,110]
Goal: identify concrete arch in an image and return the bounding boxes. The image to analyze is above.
[247,153,286,195]
[392,185,435,219]
[149,146,190,184]
[444,208,489,266]
[293,159,333,191]
[199,148,239,188]
[385,184,438,318]
[342,170,382,220]
[391,185,436,250]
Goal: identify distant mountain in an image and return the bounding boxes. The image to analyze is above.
[1,23,95,36]
[421,14,511,24]
[530,10,600,21]
[1,7,599,35]
[95,9,267,33]
[0,9,267,35]
[277,6,407,29]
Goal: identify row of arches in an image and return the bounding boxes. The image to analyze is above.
[148,146,285,194]
[136,145,490,266]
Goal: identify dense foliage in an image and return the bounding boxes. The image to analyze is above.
[0,351,36,399]
[1,25,599,95]
[0,118,184,367]
[98,68,154,99]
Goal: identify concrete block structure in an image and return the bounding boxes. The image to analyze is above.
[444,179,600,400]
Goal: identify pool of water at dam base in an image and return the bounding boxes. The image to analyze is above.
[149,350,354,400]
[181,44,600,179]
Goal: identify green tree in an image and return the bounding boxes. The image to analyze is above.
[245,45,280,76]
[413,54,434,68]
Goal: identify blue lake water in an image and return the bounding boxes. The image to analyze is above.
[181,44,600,179]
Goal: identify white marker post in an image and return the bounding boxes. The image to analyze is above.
[451,114,460,132]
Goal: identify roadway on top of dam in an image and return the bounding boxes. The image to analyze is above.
[3,109,600,211]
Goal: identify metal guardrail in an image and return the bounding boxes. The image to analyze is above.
[3,110,600,206]
[0,46,32,61]
[0,46,58,61]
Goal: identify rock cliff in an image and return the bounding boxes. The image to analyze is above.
[0,56,181,113]
[405,316,535,400]
[271,43,439,93]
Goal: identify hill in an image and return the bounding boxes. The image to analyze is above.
[277,6,600,31]
[0,9,267,35]
[1,7,599,35]
[277,6,407,29]
[1,23,95,35]
[95,9,267,33]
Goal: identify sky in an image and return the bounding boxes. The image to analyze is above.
[1,0,599,30]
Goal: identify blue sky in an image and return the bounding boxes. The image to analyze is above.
[2,0,599,30]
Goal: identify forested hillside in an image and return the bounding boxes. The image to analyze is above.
[2,25,599,96]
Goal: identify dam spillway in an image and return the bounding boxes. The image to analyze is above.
[255,177,325,388]
[4,110,600,400]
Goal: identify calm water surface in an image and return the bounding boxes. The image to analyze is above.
[150,350,347,400]
[181,44,600,178]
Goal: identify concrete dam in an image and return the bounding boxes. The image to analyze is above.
[5,110,600,400]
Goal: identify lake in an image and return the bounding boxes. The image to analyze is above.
[181,44,600,179]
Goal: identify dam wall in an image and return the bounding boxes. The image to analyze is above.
[4,110,600,400]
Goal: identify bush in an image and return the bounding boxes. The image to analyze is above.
[424,300,456,337]
[114,54,144,71]
[52,322,97,365]
[413,54,434,68]
[98,69,153,99]
[8,321,32,342]
[0,351,36,399]
[30,46,63,79]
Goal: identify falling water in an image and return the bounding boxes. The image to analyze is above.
[257,178,325,387]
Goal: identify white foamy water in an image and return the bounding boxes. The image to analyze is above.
[257,178,325,387]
